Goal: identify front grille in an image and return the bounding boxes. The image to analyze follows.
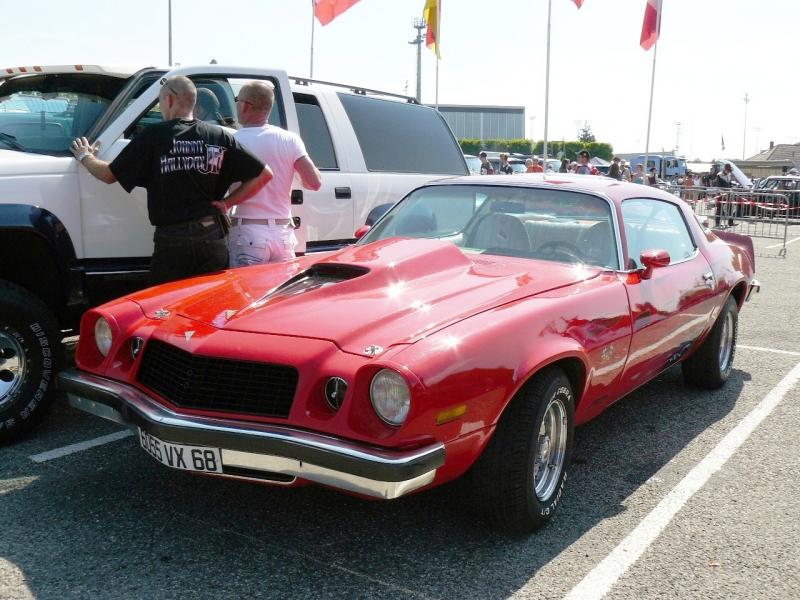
[137,338,298,418]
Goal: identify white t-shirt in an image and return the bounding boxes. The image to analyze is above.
[232,124,308,219]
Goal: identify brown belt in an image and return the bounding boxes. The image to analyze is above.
[231,217,293,227]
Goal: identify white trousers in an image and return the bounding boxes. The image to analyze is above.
[228,223,297,267]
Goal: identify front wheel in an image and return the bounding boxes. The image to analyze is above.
[682,295,738,389]
[470,367,575,532]
[0,280,61,443]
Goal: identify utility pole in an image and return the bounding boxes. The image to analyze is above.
[742,93,750,160]
[168,0,173,66]
[674,121,681,155]
[409,18,426,102]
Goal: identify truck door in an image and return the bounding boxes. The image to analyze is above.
[81,66,294,260]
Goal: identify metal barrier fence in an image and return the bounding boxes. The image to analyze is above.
[658,185,790,257]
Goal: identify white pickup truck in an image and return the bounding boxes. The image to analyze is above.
[0,64,468,441]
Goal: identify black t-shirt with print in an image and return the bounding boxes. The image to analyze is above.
[110,119,264,226]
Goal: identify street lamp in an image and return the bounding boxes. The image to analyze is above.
[743,93,750,160]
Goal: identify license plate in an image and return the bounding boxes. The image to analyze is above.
[138,429,223,473]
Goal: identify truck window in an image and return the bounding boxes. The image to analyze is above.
[337,93,467,175]
[294,93,338,170]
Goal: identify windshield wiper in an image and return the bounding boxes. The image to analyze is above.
[0,132,27,152]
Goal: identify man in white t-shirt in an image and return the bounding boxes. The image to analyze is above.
[224,80,322,266]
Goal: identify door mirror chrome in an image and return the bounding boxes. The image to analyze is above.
[639,249,670,280]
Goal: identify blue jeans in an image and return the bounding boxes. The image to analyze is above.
[149,218,228,286]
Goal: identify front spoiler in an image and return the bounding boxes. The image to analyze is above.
[58,368,445,499]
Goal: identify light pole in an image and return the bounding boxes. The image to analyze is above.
[168,0,173,66]
[409,19,426,103]
[674,121,681,155]
[742,93,750,160]
[528,116,536,145]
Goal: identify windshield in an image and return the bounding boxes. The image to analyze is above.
[0,73,127,155]
[360,184,618,269]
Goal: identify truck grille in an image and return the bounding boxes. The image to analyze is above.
[137,339,298,418]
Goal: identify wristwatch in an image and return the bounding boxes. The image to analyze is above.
[76,151,92,163]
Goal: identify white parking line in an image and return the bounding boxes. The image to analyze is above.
[29,430,134,463]
[563,360,800,600]
[766,236,800,249]
[739,344,800,356]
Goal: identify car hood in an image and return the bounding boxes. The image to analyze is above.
[0,148,71,176]
[131,238,602,356]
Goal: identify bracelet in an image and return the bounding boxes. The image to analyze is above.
[76,151,92,163]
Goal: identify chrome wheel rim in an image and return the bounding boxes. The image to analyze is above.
[718,310,735,372]
[534,396,568,500]
[0,330,26,407]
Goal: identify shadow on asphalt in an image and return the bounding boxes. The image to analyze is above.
[1,365,746,599]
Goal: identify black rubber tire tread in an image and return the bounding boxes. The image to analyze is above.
[0,280,62,444]
[469,366,574,532]
[682,295,738,389]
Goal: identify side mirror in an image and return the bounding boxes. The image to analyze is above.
[354,225,371,240]
[639,249,670,280]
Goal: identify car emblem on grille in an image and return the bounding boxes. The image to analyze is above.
[153,309,170,320]
[184,331,195,341]
[324,377,348,411]
[363,345,384,357]
[130,337,144,360]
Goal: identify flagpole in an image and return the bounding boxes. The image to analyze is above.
[168,0,173,66]
[435,0,441,110]
[543,0,552,164]
[643,1,663,183]
[310,0,316,78]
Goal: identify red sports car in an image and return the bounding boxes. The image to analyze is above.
[59,175,760,532]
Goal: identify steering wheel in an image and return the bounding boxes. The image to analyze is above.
[535,240,585,263]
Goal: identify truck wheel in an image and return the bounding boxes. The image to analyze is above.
[471,367,574,532]
[0,281,61,443]
[682,296,738,389]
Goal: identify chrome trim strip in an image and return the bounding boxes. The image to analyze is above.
[59,369,444,500]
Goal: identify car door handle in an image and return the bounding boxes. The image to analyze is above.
[335,187,352,199]
[291,190,303,205]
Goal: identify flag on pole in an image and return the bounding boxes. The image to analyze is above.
[423,0,441,58]
[640,0,662,50]
[572,0,584,8]
[313,0,362,26]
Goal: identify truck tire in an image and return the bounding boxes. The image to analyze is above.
[0,280,61,443]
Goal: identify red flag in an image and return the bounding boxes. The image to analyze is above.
[572,0,584,7]
[423,0,440,58]
[313,0,362,26]
[640,0,662,50]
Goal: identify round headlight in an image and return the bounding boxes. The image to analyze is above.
[94,317,113,357]
[370,369,411,426]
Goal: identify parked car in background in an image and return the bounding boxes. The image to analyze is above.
[464,154,482,175]
[61,174,759,532]
[0,64,467,442]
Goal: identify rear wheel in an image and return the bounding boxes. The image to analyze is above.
[682,296,738,389]
[0,280,61,443]
[470,367,574,532]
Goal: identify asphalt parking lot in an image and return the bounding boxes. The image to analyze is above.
[2,231,799,600]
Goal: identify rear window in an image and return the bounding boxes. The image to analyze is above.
[337,93,467,175]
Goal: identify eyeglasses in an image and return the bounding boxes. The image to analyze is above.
[235,95,254,107]
[161,82,178,97]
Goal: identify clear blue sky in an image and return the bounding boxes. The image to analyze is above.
[2,0,795,160]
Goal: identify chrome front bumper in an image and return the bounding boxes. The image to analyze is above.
[746,278,761,301]
[58,368,445,499]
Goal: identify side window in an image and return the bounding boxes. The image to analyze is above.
[294,93,338,170]
[126,75,284,139]
[622,199,696,268]
[337,93,467,175]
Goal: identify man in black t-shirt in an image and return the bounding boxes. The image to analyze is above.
[70,76,272,286]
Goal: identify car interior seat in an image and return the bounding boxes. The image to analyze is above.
[577,221,617,268]
[468,213,531,255]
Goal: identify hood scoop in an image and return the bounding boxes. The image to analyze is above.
[252,263,369,307]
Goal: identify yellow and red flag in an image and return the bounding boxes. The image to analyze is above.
[423,0,441,58]
[313,0,362,26]
[640,0,662,50]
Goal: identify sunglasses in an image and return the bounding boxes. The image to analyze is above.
[235,95,254,107]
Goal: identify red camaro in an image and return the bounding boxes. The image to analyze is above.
[59,175,760,532]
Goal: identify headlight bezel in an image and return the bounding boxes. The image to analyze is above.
[369,368,411,426]
[94,316,113,357]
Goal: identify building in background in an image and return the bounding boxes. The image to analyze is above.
[429,104,525,141]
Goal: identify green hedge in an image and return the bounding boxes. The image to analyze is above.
[460,139,614,161]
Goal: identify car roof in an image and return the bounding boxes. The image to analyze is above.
[426,173,683,207]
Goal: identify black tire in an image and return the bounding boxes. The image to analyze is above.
[682,295,738,389]
[470,367,575,532]
[0,280,62,443]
